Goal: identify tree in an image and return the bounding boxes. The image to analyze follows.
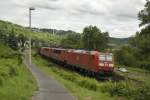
[82,25,109,51]
[114,46,137,66]
[125,0,150,69]
[7,32,18,50]
[138,0,150,27]
[61,33,82,49]
[137,0,150,55]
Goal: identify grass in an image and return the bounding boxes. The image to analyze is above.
[107,66,150,100]
[32,52,120,100]
[0,43,37,100]
[115,65,150,84]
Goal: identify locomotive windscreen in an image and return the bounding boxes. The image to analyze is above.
[99,53,113,61]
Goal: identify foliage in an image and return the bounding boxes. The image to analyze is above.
[0,20,113,52]
[102,81,150,100]
[60,25,110,50]
[60,33,83,49]
[138,0,150,27]
[82,25,109,51]
[0,43,37,100]
[109,37,129,48]
[116,0,150,70]
[0,20,62,50]
[114,46,137,67]
[136,0,150,59]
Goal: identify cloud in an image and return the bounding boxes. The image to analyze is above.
[72,0,108,15]
[0,0,146,38]
[13,0,62,10]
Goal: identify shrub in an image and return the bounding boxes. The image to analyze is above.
[114,46,137,67]
[8,66,18,77]
[0,76,4,86]
[101,82,129,96]
[77,78,99,91]
[133,85,150,100]
[101,81,150,100]
[139,61,150,71]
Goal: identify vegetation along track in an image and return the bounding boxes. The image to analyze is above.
[32,52,119,100]
[36,50,149,83]
[33,52,150,100]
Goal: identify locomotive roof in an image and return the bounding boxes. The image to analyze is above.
[41,47,100,54]
[72,49,99,55]
[51,48,66,51]
[41,47,66,51]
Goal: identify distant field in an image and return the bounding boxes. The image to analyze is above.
[109,37,129,48]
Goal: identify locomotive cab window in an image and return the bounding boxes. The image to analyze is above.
[106,54,113,61]
[99,55,105,61]
[45,48,49,51]
[99,54,113,61]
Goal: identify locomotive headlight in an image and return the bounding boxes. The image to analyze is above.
[99,63,104,66]
[109,64,114,67]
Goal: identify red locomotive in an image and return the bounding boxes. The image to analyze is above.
[40,47,114,77]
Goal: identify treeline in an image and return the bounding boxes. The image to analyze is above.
[0,20,110,52]
[115,0,150,70]
[61,25,109,51]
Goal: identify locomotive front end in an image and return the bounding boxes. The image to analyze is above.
[98,53,114,73]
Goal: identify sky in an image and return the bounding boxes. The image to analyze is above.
[0,0,146,38]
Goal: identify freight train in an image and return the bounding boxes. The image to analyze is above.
[39,47,114,78]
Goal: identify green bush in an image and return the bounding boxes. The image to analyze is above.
[114,46,137,67]
[0,76,4,86]
[76,78,99,91]
[8,66,18,77]
[101,81,150,100]
[0,60,19,79]
[139,61,150,71]
[134,85,150,100]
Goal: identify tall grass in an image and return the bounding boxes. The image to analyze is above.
[101,81,150,100]
[0,43,37,100]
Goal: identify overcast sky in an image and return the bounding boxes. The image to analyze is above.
[0,0,146,38]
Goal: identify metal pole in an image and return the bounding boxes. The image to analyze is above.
[29,7,35,65]
[29,9,32,65]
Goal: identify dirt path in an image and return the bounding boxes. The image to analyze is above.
[24,58,76,100]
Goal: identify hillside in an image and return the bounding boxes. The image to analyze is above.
[109,37,129,48]
[0,20,129,49]
[31,27,129,47]
[0,20,62,47]
[32,27,75,35]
